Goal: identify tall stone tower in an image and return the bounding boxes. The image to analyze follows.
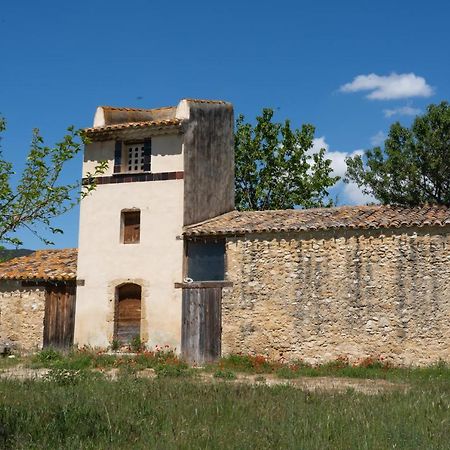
[74,99,234,349]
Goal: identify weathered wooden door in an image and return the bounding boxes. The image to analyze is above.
[43,284,76,348]
[116,283,141,343]
[181,287,222,364]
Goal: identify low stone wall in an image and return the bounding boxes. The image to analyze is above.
[222,226,450,366]
[0,281,46,351]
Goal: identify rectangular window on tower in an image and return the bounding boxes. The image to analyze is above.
[121,210,141,244]
[126,144,145,172]
[121,139,151,173]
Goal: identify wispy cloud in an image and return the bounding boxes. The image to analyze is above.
[340,73,433,100]
[370,131,386,147]
[383,105,421,118]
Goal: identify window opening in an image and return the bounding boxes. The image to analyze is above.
[127,144,145,172]
[186,240,225,281]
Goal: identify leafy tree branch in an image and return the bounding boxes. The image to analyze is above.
[0,118,107,246]
[235,108,339,210]
[345,101,450,206]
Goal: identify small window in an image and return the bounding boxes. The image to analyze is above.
[186,240,225,281]
[121,210,140,244]
[121,140,151,173]
[127,144,145,172]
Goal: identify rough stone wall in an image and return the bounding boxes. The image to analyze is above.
[0,281,46,351]
[222,226,450,366]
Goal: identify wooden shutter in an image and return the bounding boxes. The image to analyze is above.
[143,139,151,172]
[114,141,122,173]
[123,211,140,244]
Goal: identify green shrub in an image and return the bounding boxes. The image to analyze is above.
[276,367,300,379]
[154,363,191,378]
[34,348,63,363]
[218,354,276,373]
[213,370,236,380]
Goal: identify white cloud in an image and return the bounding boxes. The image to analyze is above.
[340,73,433,100]
[312,136,376,205]
[312,137,363,178]
[370,131,386,147]
[342,182,376,205]
[311,136,329,153]
[383,105,421,118]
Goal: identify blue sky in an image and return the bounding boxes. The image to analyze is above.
[1,0,449,249]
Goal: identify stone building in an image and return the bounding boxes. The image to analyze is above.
[184,206,450,365]
[0,98,449,365]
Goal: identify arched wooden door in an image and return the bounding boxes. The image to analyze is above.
[116,283,141,343]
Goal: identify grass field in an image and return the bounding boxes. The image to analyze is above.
[0,350,449,449]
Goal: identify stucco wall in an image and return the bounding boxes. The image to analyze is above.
[75,179,184,349]
[222,226,450,366]
[0,281,46,351]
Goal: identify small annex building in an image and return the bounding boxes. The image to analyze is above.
[0,98,449,366]
[0,249,77,351]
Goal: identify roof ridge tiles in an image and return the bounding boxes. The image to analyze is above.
[100,105,175,112]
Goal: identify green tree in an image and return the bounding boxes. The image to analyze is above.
[234,108,339,210]
[0,117,106,246]
[346,101,450,206]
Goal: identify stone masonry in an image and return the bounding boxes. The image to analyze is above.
[0,281,46,352]
[222,226,450,366]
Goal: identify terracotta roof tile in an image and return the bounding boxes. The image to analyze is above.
[84,118,182,137]
[184,205,450,237]
[0,248,77,281]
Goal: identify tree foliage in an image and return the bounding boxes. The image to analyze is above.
[0,118,106,246]
[234,108,339,210]
[346,101,450,206]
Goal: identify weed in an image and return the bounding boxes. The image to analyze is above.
[44,368,104,385]
[129,336,144,353]
[110,339,120,352]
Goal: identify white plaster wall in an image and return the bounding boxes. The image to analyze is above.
[82,135,183,177]
[75,179,184,350]
[83,140,115,176]
[150,135,183,173]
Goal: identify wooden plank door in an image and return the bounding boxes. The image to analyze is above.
[181,287,222,364]
[43,284,76,348]
[117,298,141,343]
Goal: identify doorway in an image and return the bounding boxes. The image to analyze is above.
[115,283,141,344]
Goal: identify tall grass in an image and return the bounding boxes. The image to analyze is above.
[0,377,448,449]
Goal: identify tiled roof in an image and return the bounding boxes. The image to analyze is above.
[0,248,77,281]
[184,205,450,236]
[84,118,182,137]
